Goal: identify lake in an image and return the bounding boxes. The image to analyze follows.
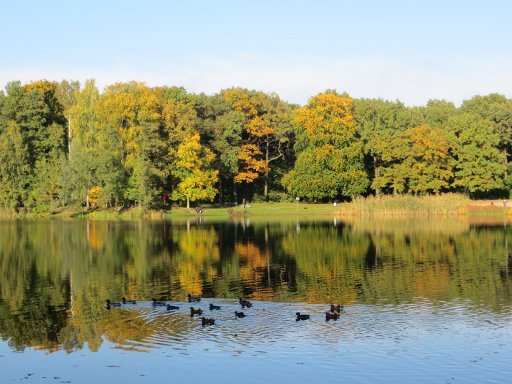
[0,217,511,383]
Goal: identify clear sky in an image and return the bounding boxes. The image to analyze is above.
[1,0,511,105]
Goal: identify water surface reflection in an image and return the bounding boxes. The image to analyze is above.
[0,217,510,360]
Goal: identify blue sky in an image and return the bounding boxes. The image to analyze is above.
[1,0,511,105]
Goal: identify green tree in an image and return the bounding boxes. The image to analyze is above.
[64,80,102,208]
[374,124,452,195]
[461,94,512,191]
[353,98,410,196]
[0,121,31,208]
[447,113,506,194]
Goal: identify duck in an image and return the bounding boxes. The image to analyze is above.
[152,298,167,306]
[239,297,253,308]
[166,304,179,311]
[296,312,310,321]
[188,294,201,303]
[234,311,246,318]
[330,304,343,314]
[209,303,221,310]
[190,307,203,316]
[325,311,339,321]
[122,297,136,305]
[201,317,215,326]
[105,299,122,310]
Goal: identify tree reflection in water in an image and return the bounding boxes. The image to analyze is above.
[0,217,510,352]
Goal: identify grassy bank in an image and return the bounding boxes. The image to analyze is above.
[73,202,336,221]
[2,194,511,220]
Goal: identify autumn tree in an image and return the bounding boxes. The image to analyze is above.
[97,82,162,208]
[160,87,199,198]
[172,131,218,208]
[283,91,369,200]
[222,88,294,201]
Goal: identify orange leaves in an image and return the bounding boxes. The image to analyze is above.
[223,89,279,184]
[403,124,449,161]
[234,144,268,183]
[247,116,273,137]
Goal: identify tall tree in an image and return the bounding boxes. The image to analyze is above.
[446,113,506,194]
[64,80,103,208]
[160,88,198,197]
[97,82,162,208]
[56,80,80,155]
[461,94,512,190]
[283,91,368,200]
[0,121,31,208]
[353,98,410,196]
[223,88,294,200]
[374,124,452,195]
[172,131,218,208]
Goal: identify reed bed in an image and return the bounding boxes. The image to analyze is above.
[337,194,471,217]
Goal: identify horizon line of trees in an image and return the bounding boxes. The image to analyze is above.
[0,79,511,212]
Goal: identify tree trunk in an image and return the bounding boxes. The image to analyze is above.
[186,197,190,209]
[374,156,381,197]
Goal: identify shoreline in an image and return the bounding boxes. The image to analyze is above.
[1,196,511,221]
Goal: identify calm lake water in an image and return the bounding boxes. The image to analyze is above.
[0,217,511,383]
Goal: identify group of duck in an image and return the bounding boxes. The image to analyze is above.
[105,295,344,325]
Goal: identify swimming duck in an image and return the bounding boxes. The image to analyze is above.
[330,304,343,314]
[234,311,246,318]
[122,297,136,305]
[190,307,203,316]
[239,297,253,308]
[188,294,201,303]
[105,299,122,310]
[296,312,310,321]
[166,304,179,311]
[209,303,221,310]
[325,311,339,321]
[152,298,167,306]
[201,317,215,326]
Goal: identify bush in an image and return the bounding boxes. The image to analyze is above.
[252,191,293,203]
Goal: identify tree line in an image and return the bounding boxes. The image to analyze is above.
[0,79,511,212]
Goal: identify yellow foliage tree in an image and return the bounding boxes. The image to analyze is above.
[172,131,218,208]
